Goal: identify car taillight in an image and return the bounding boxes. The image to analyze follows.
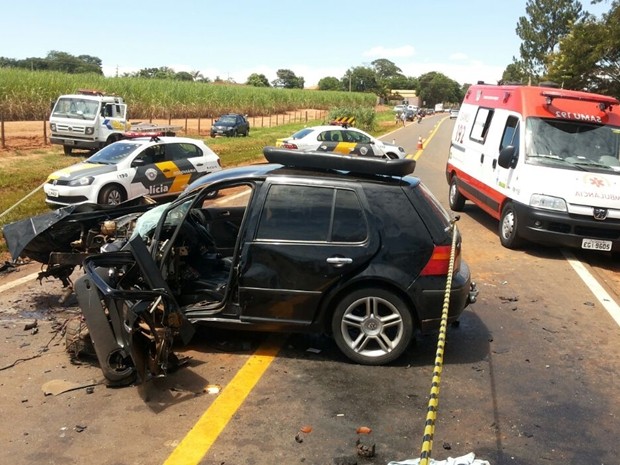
[282,143,298,149]
[420,244,461,276]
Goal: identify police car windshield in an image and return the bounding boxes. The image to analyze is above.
[525,117,620,172]
[87,142,138,164]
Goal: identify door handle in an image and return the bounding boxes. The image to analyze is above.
[480,153,485,164]
[326,257,353,266]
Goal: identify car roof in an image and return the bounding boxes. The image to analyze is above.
[120,136,206,145]
[184,148,416,195]
[304,125,369,133]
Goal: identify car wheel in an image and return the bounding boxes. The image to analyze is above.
[63,145,73,155]
[243,128,249,137]
[499,202,523,249]
[210,133,216,138]
[448,177,466,211]
[98,184,126,205]
[232,129,238,137]
[331,287,413,365]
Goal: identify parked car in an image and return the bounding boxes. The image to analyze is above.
[276,125,407,159]
[43,136,221,207]
[210,113,250,137]
[70,148,477,384]
[393,104,406,113]
[450,109,459,119]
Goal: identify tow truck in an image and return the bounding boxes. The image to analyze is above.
[49,89,181,155]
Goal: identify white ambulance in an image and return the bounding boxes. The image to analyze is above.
[446,83,620,253]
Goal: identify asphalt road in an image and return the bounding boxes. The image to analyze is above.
[0,115,618,465]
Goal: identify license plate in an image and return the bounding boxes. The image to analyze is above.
[48,189,59,198]
[581,238,612,251]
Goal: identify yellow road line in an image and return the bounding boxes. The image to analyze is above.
[412,116,450,161]
[163,335,284,465]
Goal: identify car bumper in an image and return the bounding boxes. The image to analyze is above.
[50,136,102,150]
[44,183,95,206]
[413,261,477,332]
[513,201,620,252]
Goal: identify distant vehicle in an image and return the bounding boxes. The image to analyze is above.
[210,114,250,137]
[44,136,221,207]
[49,89,180,155]
[435,103,444,113]
[393,104,406,113]
[450,109,459,119]
[276,125,406,159]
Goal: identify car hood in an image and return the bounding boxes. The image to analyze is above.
[2,201,155,263]
[47,162,117,181]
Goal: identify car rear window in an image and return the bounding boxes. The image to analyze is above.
[405,182,453,242]
[290,128,314,139]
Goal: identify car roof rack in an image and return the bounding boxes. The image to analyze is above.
[263,147,415,177]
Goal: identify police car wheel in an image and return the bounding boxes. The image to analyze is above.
[499,203,523,249]
[331,287,413,365]
[99,185,126,205]
[449,178,466,211]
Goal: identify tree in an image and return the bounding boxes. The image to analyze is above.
[174,71,194,81]
[317,76,342,91]
[371,58,403,80]
[547,3,620,95]
[417,72,463,106]
[246,73,270,87]
[272,69,304,89]
[341,66,378,93]
[500,60,529,84]
[515,0,585,79]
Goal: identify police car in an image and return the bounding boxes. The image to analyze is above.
[44,136,221,207]
[276,125,407,159]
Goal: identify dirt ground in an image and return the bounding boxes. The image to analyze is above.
[0,109,330,152]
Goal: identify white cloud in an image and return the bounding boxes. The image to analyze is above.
[449,52,468,61]
[363,45,416,59]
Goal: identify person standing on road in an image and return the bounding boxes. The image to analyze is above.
[400,111,407,127]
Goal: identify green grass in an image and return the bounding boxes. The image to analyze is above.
[0,111,395,257]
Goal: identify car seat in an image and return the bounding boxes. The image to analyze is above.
[323,133,332,142]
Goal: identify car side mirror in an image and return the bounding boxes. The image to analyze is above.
[498,145,518,169]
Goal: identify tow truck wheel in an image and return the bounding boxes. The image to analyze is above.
[98,184,126,205]
[449,177,466,211]
[499,202,523,249]
[63,145,73,155]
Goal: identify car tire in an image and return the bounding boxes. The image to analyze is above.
[448,177,466,211]
[243,128,249,137]
[499,202,523,249]
[331,287,413,365]
[63,145,73,155]
[98,184,126,205]
[232,129,238,137]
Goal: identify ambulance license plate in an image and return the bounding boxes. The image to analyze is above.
[581,238,612,251]
[48,189,59,198]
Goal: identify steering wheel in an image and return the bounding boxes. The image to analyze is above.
[188,209,217,249]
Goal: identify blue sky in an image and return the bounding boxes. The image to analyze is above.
[1,1,611,87]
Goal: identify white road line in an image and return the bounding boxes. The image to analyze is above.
[562,250,620,328]
[0,272,40,294]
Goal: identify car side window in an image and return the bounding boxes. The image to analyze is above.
[331,189,367,242]
[256,185,367,243]
[346,131,370,144]
[165,143,202,161]
[257,185,332,241]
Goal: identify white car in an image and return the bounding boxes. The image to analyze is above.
[44,136,221,207]
[450,109,459,119]
[276,125,407,159]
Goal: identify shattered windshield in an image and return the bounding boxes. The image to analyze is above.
[52,97,100,120]
[525,117,620,172]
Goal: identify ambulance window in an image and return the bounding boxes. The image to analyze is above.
[470,108,494,143]
[500,116,520,151]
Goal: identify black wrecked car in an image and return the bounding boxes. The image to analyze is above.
[71,148,477,384]
[210,113,250,137]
